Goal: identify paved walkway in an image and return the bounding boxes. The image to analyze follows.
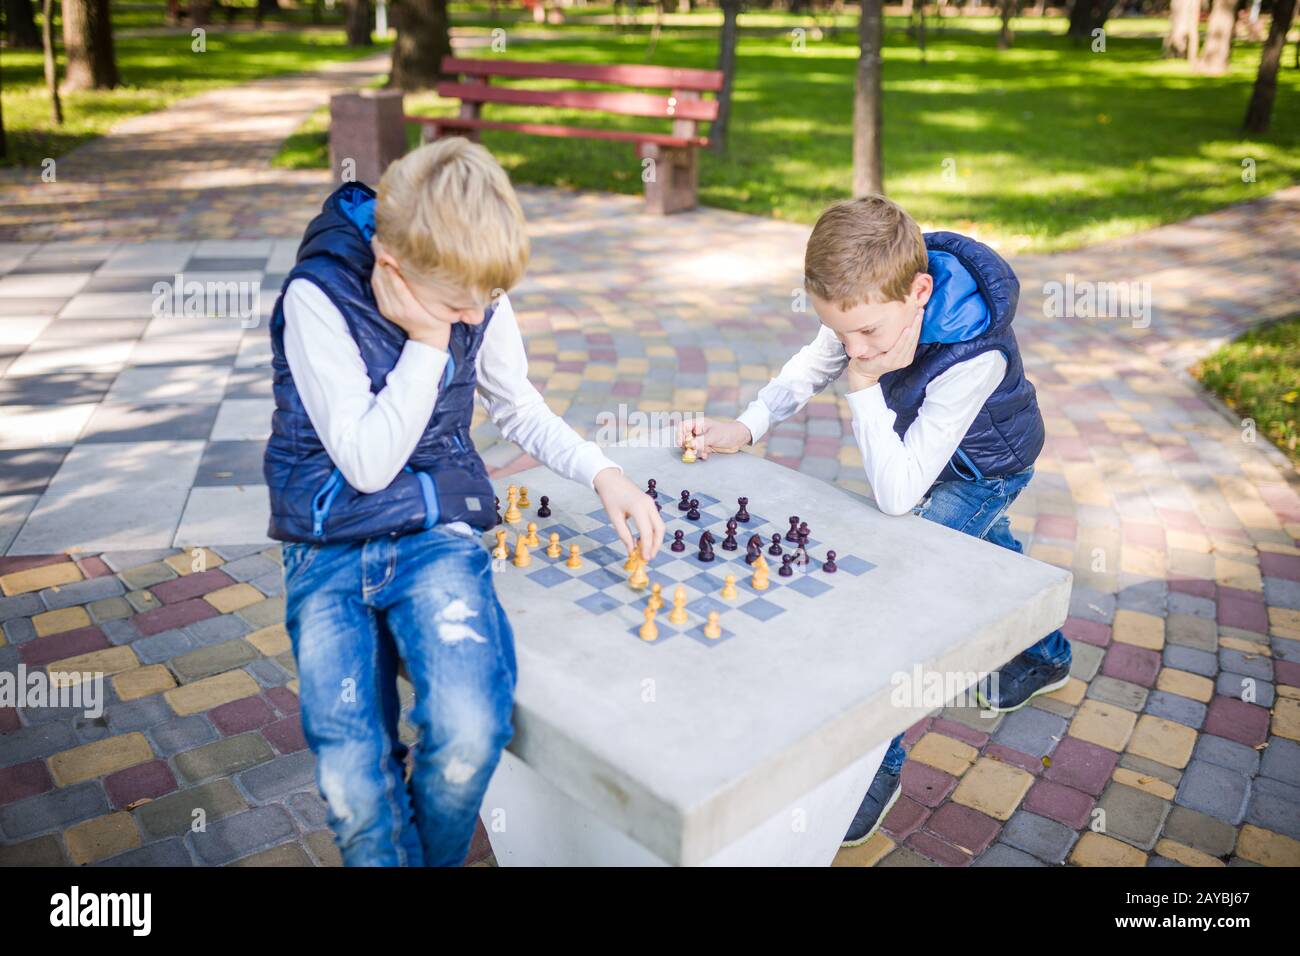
[0,66,1298,867]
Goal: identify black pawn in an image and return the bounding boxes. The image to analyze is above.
[671,530,686,553]
[721,520,738,551]
[686,498,701,520]
[822,549,838,573]
[779,554,794,577]
[678,490,692,512]
[647,478,658,499]
[536,495,551,518]
[785,516,801,542]
[768,533,783,556]
[494,496,501,524]
[735,497,751,523]
[798,521,810,540]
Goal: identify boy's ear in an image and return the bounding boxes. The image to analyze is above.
[371,236,398,273]
[912,271,934,306]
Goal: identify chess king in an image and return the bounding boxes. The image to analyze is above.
[678,195,1071,850]
[264,139,664,867]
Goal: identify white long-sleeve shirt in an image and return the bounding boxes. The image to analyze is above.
[282,279,619,497]
[736,324,1006,516]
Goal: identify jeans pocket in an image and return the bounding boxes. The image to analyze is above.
[281,542,321,591]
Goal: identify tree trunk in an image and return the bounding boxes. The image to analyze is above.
[853,0,883,196]
[1164,0,1199,59]
[345,0,373,45]
[43,0,63,126]
[62,0,119,91]
[710,0,740,154]
[391,0,453,91]
[998,0,1017,47]
[1067,0,1114,39]
[1244,0,1297,131]
[0,51,7,159]
[1198,0,1237,73]
[4,0,42,49]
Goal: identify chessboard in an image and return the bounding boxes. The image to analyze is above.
[483,483,878,648]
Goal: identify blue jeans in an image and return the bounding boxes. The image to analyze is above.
[879,467,1071,774]
[282,524,517,866]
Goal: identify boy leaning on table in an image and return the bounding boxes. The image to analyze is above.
[264,138,664,866]
[678,196,1072,847]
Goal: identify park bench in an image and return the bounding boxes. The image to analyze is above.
[408,57,724,215]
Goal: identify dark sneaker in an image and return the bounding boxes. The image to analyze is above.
[976,652,1072,713]
[841,762,902,847]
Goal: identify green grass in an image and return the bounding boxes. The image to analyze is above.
[275,23,1298,252]
[1193,317,1300,466]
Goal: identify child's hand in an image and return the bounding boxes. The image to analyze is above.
[593,468,664,561]
[371,257,455,352]
[846,309,924,392]
[677,417,752,460]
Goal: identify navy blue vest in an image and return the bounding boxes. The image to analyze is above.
[263,183,498,543]
[879,231,1044,483]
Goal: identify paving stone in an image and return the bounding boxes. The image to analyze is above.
[1163,644,1219,678]
[1044,735,1118,796]
[0,592,42,623]
[1086,675,1149,711]
[238,597,286,628]
[231,842,314,867]
[64,812,142,865]
[119,562,179,590]
[286,790,329,830]
[0,782,108,839]
[1069,699,1138,753]
[990,706,1068,758]
[1203,695,1271,747]
[2,616,35,645]
[174,732,275,783]
[105,696,173,735]
[133,778,247,839]
[171,639,258,683]
[148,714,218,757]
[1127,714,1198,769]
[133,597,219,636]
[33,606,92,637]
[1166,613,1218,651]
[88,596,134,624]
[1175,760,1251,824]
[0,720,79,766]
[190,805,298,866]
[1155,666,1215,701]
[1245,776,1300,840]
[238,750,316,802]
[1117,751,1183,789]
[1023,779,1094,829]
[1000,809,1078,864]
[247,658,292,688]
[219,554,280,583]
[101,549,179,573]
[164,669,260,716]
[1235,823,1300,866]
[1144,690,1207,728]
[249,571,285,598]
[104,759,178,809]
[907,732,978,777]
[131,627,196,664]
[48,732,154,786]
[151,568,236,605]
[1259,737,1300,786]
[0,834,68,866]
[1216,672,1275,707]
[1,562,82,597]
[1069,831,1147,866]
[39,575,124,611]
[185,613,253,647]
[304,829,343,867]
[1161,805,1237,859]
[1068,641,1104,682]
[1096,781,1171,850]
[93,837,193,867]
[112,665,177,701]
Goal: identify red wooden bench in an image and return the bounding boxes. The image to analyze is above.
[407,57,723,215]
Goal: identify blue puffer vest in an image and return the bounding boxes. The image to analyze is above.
[263,183,498,543]
[878,231,1044,483]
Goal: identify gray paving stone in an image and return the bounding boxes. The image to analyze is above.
[0,719,78,765]
[2,616,36,645]
[39,575,124,610]
[190,805,299,866]
[1116,579,1166,615]
[1259,737,1300,787]
[973,843,1046,867]
[249,570,284,598]
[1144,690,1207,728]
[877,846,941,867]
[1192,734,1261,777]
[100,617,141,646]
[285,790,328,830]
[1069,586,1115,624]
[0,834,68,866]
[119,562,177,590]
[991,705,1068,758]
[125,589,162,613]
[1264,576,1300,610]
[94,838,194,867]
[1245,776,1300,840]
[1118,753,1183,788]
[238,750,316,802]
[1175,760,1251,824]
[1273,636,1300,664]
[1167,592,1216,620]
[247,658,291,687]
[148,714,218,757]
[1148,855,1184,866]
[175,733,275,784]
[0,782,108,839]
[0,592,42,623]
[1000,810,1077,863]
[134,779,247,839]
[106,695,173,734]
[1097,782,1171,850]
[1068,640,1104,682]
[212,544,269,561]
[185,612,252,646]
[1219,647,1273,681]
[238,597,285,629]
[1161,805,1237,858]
[1086,675,1148,711]
[132,627,197,664]
[72,713,113,744]
[1215,672,1274,707]
[218,554,279,583]
[88,596,134,624]
[1228,856,1262,867]
[171,639,258,682]
[1163,644,1218,678]
[16,701,86,727]
[101,549,178,573]
[1166,613,1217,652]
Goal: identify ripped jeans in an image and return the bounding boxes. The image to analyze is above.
[282,524,516,867]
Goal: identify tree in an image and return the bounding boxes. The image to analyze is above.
[710,0,740,153]
[1067,0,1115,40]
[43,0,63,126]
[1244,0,1297,132]
[391,0,452,90]
[0,50,7,159]
[1164,0,1200,60]
[4,0,41,49]
[62,0,118,90]
[1199,0,1239,73]
[998,0,1019,48]
[853,0,883,196]
[345,0,373,45]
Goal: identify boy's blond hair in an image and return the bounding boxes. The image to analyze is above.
[804,196,927,307]
[374,138,529,301]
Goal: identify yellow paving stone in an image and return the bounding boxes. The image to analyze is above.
[49,733,154,787]
[1166,530,1211,553]
[951,757,1034,821]
[204,583,263,614]
[908,732,979,777]
[287,679,300,695]
[1070,831,1147,867]
[1112,609,1164,650]
[1127,715,1197,769]
[246,623,291,657]
[47,645,139,685]
[112,665,177,701]
[1113,766,1177,801]
[1215,557,1263,592]
[838,445,862,468]
[164,669,261,716]
[1155,668,1214,703]
[164,548,225,575]
[1236,825,1300,867]
[1269,607,1300,640]
[0,561,82,597]
[65,812,141,865]
[833,832,895,867]
[1029,543,1074,568]
[1258,541,1300,556]
[1047,676,1088,706]
[1219,634,1271,657]
[1120,546,1165,578]
[32,605,91,637]
[1069,699,1138,753]
[1154,838,1225,867]
[585,364,615,382]
[1273,697,1300,742]
[616,358,649,375]
[1278,684,1300,701]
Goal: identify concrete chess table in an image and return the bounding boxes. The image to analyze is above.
[478,444,1072,866]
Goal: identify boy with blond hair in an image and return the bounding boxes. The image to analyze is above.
[266,139,663,866]
[680,196,1070,847]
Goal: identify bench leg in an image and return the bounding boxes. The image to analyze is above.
[638,144,699,215]
[329,90,406,186]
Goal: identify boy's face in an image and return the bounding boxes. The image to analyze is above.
[372,237,488,326]
[811,272,933,362]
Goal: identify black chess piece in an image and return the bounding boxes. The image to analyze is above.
[768,533,783,556]
[796,531,809,557]
[494,496,501,524]
[655,499,662,512]
[798,521,810,540]
[536,495,551,518]
[678,490,692,511]
[779,554,794,577]
[745,538,761,565]
[822,549,838,573]
[786,516,801,542]
[698,531,716,563]
[647,478,658,499]
[686,498,701,520]
[671,530,686,553]
[735,497,750,523]
[721,519,738,551]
